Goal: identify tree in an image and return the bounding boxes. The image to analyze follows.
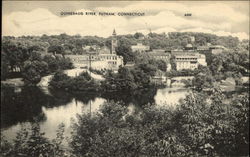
[43,55,59,73]
[170,56,176,71]
[116,67,137,90]
[116,37,136,64]
[2,39,30,72]
[29,51,43,61]
[230,94,249,155]
[192,72,215,91]
[149,59,167,72]
[173,89,249,156]
[43,55,73,73]
[47,45,64,55]
[134,32,144,39]
[49,71,71,89]
[1,53,9,80]
[22,60,48,85]
[52,123,66,156]
[56,57,74,70]
[0,122,68,157]
[49,71,99,91]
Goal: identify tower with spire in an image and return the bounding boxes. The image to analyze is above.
[111,29,117,54]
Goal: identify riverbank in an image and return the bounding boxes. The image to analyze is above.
[0,85,177,142]
[1,85,249,157]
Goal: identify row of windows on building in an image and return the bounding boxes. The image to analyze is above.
[99,56,118,60]
[71,58,87,62]
[108,61,117,65]
[70,56,118,62]
[178,61,197,64]
[177,64,197,69]
[89,55,118,60]
[175,57,198,61]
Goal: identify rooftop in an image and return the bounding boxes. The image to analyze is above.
[148,51,170,56]
[131,43,149,47]
[186,44,193,48]
[172,51,199,55]
[209,45,227,49]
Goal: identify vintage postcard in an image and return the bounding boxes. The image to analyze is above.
[1,1,249,156]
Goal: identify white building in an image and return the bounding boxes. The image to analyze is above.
[209,45,227,54]
[148,50,170,61]
[131,43,150,52]
[197,54,207,66]
[190,36,195,42]
[91,53,124,70]
[65,30,124,71]
[174,52,207,71]
[64,54,89,68]
[151,70,167,85]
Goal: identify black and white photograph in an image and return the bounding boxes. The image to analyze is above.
[1,1,249,156]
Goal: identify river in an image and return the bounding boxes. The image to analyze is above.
[1,70,249,142]
[1,86,190,141]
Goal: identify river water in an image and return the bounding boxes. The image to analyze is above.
[1,86,190,141]
[2,71,249,141]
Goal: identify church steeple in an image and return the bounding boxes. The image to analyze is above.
[111,29,117,54]
[112,29,116,36]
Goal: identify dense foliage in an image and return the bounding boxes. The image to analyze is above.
[101,57,164,91]
[209,50,249,77]
[182,50,249,91]
[1,123,66,157]
[115,36,136,64]
[69,90,249,157]
[1,38,73,84]
[49,71,99,92]
[89,68,105,75]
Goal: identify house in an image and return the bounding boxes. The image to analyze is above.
[173,52,207,71]
[64,54,90,68]
[131,43,150,52]
[148,50,170,62]
[82,45,100,52]
[209,45,227,54]
[91,53,124,70]
[151,70,167,85]
[184,44,197,51]
[197,46,210,51]
[124,62,135,68]
[197,54,207,66]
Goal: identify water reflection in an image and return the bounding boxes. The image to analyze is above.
[1,86,188,141]
[40,97,105,139]
[154,88,190,108]
[1,86,49,128]
[101,88,157,106]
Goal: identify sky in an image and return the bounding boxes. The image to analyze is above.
[2,1,249,40]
